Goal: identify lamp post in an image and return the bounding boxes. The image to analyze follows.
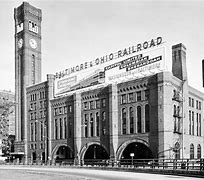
[130,153,134,166]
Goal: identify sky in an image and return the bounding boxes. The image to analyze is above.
[0,0,204,92]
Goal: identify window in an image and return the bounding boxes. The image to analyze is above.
[137,106,142,133]
[64,106,67,114]
[136,91,141,101]
[177,106,180,116]
[189,97,191,106]
[144,89,149,100]
[122,108,126,134]
[145,104,150,132]
[30,103,33,111]
[96,100,100,109]
[197,113,199,136]
[31,123,33,141]
[28,20,38,33]
[129,107,134,134]
[59,107,62,114]
[121,94,126,104]
[40,122,43,141]
[54,108,58,116]
[90,101,94,109]
[90,113,94,137]
[199,114,201,136]
[84,102,88,110]
[96,112,100,136]
[196,100,199,109]
[197,144,201,159]
[190,144,194,159]
[34,122,37,141]
[174,105,176,116]
[55,119,58,139]
[59,118,63,139]
[102,98,106,107]
[189,111,191,135]
[128,93,134,102]
[199,102,201,110]
[192,111,194,135]
[84,114,88,138]
[192,98,194,107]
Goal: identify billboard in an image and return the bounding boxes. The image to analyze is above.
[54,37,165,96]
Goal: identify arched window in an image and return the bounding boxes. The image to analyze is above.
[190,144,194,159]
[137,106,142,133]
[122,108,126,134]
[177,106,180,116]
[197,144,201,159]
[90,113,94,137]
[145,104,150,132]
[192,111,194,135]
[55,119,58,140]
[96,112,100,136]
[59,118,62,139]
[189,111,191,135]
[129,107,134,134]
[84,114,88,138]
[173,105,176,116]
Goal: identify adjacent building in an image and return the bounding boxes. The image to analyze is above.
[14,2,204,164]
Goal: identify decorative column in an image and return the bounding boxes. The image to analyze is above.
[109,84,119,161]
[73,92,82,165]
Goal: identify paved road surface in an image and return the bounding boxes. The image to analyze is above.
[0,166,200,180]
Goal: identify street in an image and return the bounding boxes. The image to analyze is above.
[0,166,201,180]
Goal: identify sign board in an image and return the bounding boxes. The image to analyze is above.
[54,37,165,96]
[130,153,134,157]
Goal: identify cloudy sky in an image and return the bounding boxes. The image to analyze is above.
[0,0,204,92]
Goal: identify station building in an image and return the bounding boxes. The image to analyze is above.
[14,2,204,164]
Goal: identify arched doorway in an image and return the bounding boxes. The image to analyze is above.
[82,144,109,165]
[54,145,74,163]
[121,142,153,159]
[41,152,45,162]
[32,152,36,163]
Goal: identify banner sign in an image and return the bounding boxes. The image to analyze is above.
[54,37,165,96]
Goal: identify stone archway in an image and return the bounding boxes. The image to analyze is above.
[80,142,109,161]
[117,139,153,160]
[51,144,74,162]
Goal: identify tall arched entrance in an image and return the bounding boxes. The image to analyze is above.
[53,145,74,163]
[84,144,109,160]
[81,143,109,165]
[121,142,153,159]
[117,139,154,163]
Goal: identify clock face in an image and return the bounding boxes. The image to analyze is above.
[17,38,23,49]
[29,38,37,49]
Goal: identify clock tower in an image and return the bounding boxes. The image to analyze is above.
[14,2,42,156]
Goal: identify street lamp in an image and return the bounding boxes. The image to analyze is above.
[93,145,96,159]
[130,153,134,166]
